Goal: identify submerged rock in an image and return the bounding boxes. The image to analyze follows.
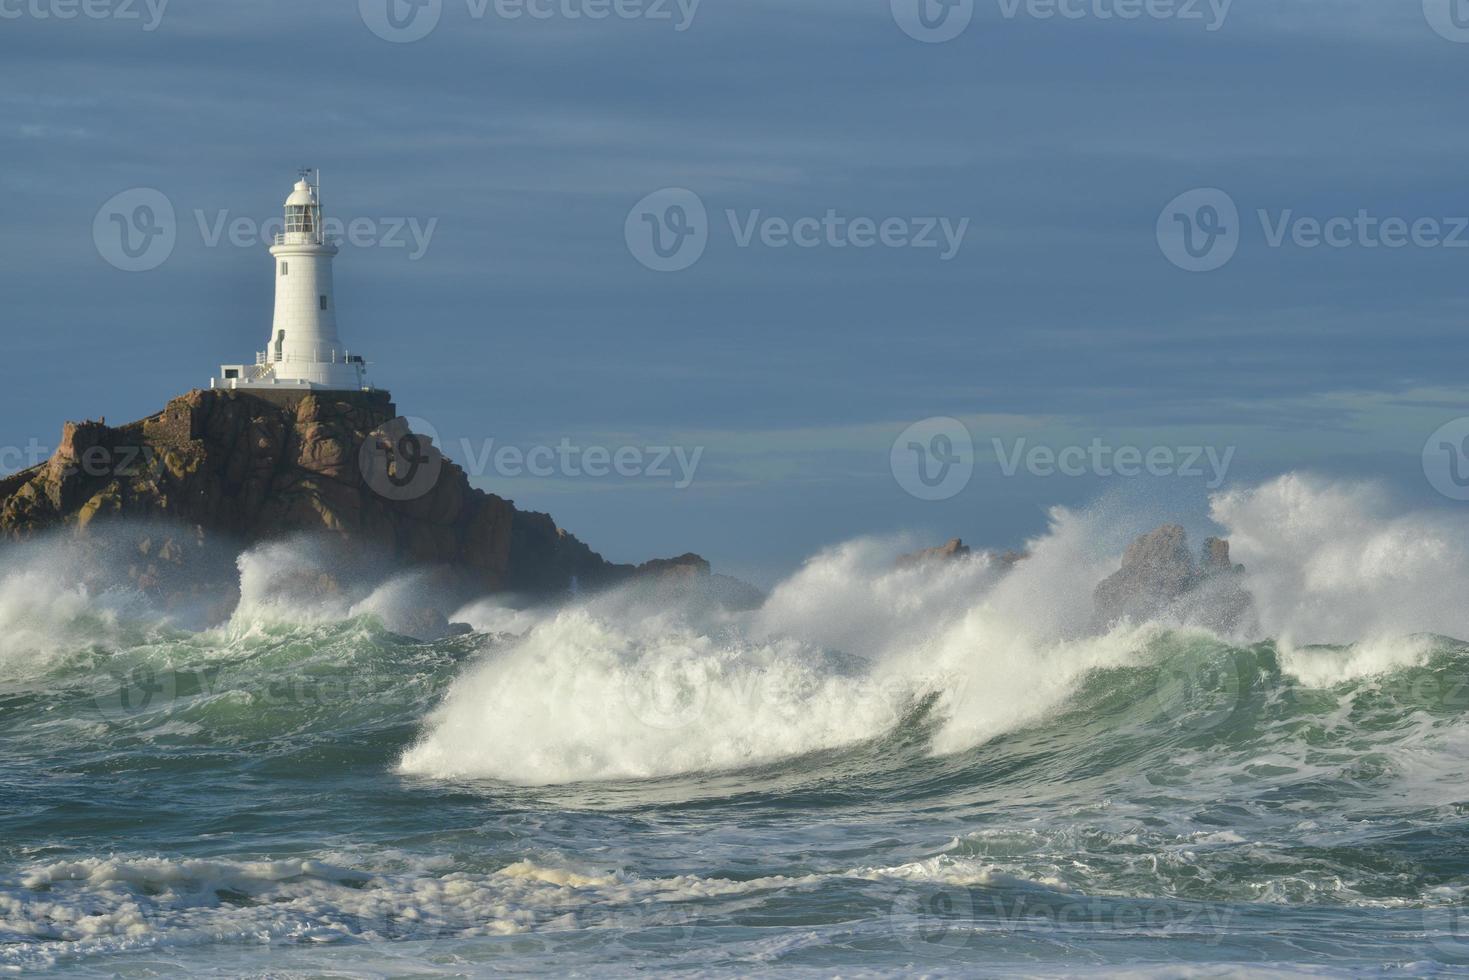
[896,538,1028,573]
[1092,524,1255,633]
[896,538,972,567]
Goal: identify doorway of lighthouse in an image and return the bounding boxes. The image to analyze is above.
[274,331,284,362]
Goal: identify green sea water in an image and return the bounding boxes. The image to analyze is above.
[7,485,1469,977]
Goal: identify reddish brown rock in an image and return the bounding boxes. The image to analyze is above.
[897,538,972,568]
[0,389,701,615]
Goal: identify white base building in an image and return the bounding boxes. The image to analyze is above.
[212,171,371,393]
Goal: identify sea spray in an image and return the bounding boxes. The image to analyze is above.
[10,475,1469,974]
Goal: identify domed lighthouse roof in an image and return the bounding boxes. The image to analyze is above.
[285,179,317,207]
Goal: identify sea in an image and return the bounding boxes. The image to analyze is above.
[5,473,1469,977]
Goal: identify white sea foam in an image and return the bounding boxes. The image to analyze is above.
[399,512,1148,783]
[1,852,995,971]
[10,474,1469,786]
[449,597,547,637]
[1277,635,1440,689]
[400,476,1469,784]
[0,553,152,674]
[1212,474,1469,647]
[230,537,463,640]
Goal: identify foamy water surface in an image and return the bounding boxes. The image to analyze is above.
[5,475,1469,976]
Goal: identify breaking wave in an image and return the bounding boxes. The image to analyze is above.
[7,473,1469,972]
[400,473,1469,784]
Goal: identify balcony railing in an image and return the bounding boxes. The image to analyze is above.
[272,232,341,246]
[256,350,365,366]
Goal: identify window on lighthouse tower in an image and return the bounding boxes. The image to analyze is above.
[286,206,315,236]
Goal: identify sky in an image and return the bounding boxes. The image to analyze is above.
[2,0,1468,585]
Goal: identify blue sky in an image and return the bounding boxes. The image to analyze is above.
[2,0,1468,584]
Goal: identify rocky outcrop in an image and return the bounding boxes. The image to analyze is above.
[896,538,1028,572]
[1092,524,1254,633]
[0,389,713,618]
[897,538,972,567]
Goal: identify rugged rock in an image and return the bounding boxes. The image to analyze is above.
[602,552,766,611]
[1092,524,1254,633]
[897,538,972,567]
[0,389,716,617]
[896,538,1028,572]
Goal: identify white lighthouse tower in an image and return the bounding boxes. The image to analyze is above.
[213,170,369,392]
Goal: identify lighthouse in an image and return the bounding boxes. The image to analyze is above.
[212,170,370,392]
